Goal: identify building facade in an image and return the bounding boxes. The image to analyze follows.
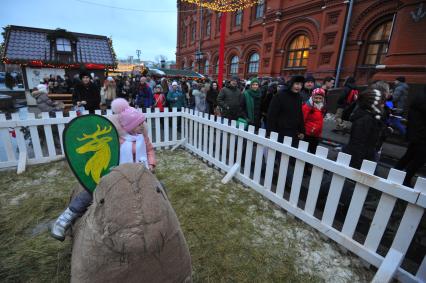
[176,0,426,86]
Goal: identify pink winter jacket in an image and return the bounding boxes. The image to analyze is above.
[109,115,156,168]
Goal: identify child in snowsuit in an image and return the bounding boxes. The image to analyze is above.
[153,84,166,112]
[51,98,156,241]
[302,88,326,153]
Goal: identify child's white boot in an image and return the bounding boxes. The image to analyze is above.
[50,208,78,241]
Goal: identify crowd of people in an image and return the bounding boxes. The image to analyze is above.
[31,70,424,188]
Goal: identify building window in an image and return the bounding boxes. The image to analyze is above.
[235,10,243,26]
[206,19,211,37]
[191,24,196,41]
[230,56,239,74]
[255,0,265,19]
[286,35,310,68]
[215,59,219,74]
[247,53,260,73]
[182,28,187,45]
[216,13,222,33]
[56,38,71,52]
[364,20,392,65]
[204,60,209,75]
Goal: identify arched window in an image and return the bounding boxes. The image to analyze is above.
[364,20,392,65]
[255,0,265,19]
[206,19,211,37]
[286,35,310,68]
[230,56,239,74]
[204,60,209,75]
[247,53,260,73]
[235,10,243,26]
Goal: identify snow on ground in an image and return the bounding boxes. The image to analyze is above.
[156,149,374,282]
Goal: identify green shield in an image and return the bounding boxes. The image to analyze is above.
[63,114,120,193]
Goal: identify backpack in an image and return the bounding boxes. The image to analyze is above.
[346,89,359,104]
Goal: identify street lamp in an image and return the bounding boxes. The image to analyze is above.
[195,50,203,73]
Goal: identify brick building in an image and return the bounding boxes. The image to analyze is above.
[176,0,426,86]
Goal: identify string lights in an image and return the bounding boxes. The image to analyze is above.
[181,0,262,12]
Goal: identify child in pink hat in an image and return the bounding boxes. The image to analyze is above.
[51,98,156,241]
[111,98,156,170]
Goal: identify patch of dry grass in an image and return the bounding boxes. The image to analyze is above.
[0,150,372,282]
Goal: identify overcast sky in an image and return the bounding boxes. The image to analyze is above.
[0,0,178,62]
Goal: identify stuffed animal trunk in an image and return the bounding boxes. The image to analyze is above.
[70,163,192,283]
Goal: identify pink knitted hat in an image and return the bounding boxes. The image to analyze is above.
[111,98,145,132]
[119,107,146,132]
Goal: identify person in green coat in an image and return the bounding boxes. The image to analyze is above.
[241,78,262,129]
[167,81,187,110]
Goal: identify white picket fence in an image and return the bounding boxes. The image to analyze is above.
[0,108,425,283]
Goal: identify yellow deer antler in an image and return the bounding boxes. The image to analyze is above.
[75,124,113,184]
[77,125,112,141]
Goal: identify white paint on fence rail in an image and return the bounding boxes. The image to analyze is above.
[289,140,308,206]
[341,160,377,238]
[304,146,328,215]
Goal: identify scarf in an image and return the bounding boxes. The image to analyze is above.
[307,97,324,110]
[243,88,261,122]
[120,134,148,168]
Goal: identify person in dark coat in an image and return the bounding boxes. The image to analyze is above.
[217,75,243,121]
[5,72,15,90]
[206,81,219,115]
[395,86,426,187]
[299,74,316,103]
[241,78,262,129]
[392,76,409,116]
[135,76,154,110]
[267,75,305,144]
[72,71,101,113]
[261,81,278,126]
[335,76,359,131]
[343,88,386,169]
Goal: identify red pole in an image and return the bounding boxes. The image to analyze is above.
[218,12,227,89]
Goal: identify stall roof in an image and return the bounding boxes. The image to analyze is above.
[2,25,114,66]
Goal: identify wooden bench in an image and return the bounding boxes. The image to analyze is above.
[48,93,73,110]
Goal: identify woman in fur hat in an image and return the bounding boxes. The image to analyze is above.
[267,75,305,145]
[343,88,386,169]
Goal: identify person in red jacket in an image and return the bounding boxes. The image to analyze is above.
[302,88,326,153]
[153,84,166,112]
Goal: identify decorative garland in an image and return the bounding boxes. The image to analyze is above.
[181,0,262,12]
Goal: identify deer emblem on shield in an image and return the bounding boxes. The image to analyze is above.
[76,125,113,184]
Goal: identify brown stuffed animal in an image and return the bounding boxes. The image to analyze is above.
[70,163,192,283]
